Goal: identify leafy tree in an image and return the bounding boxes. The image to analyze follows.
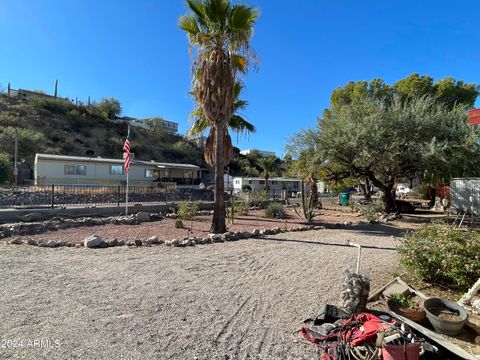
[327,74,478,116]
[0,127,46,164]
[256,157,276,191]
[179,0,259,233]
[285,128,322,205]
[88,97,122,119]
[0,153,11,184]
[317,96,480,212]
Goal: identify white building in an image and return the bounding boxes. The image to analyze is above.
[239,149,276,158]
[233,176,302,198]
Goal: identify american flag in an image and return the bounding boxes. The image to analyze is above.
[123,127,131,174]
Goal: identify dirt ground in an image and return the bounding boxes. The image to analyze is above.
[0,225,401,359]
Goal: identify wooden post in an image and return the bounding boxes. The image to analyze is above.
[51,184,55,208]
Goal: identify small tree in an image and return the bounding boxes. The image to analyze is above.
[0,153,11,184]
[89,97,121,119]
[256,157,277,191]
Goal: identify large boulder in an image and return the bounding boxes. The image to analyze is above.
[135,212,151,223]
[84,235,103,248]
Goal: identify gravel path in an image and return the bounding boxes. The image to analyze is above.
[0,227,400,359]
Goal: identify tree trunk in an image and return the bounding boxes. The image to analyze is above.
[210,121,227,233]
[383,186,395,214]
[364,178,371,200]
[309,179,320,208]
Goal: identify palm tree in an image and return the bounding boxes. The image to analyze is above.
[179,0,258,233]
[257,157,277,192]
[187,82,256,154]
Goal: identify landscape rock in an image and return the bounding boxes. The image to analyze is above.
[47,240,59,248]
[8,237,23,245]
[17,212,46,222]
[171,239,180,247]
[134,239,143,247]
[117,239,125,246]
[135,211,151,223]
[75,243,83,248]
[26,239,37,246]
[107,238,119,247]
[241,231,251,239]
[146,236,160,245]
[252,229,260,237]
[84,235,103,248]
[165,240,172,246]
[38,240,48,247]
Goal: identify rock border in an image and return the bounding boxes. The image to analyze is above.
[4,223,362,249]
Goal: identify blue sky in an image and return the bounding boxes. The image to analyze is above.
[1,1,479,157]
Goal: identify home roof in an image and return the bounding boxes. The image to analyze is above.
[35,153,199,170]
[233,176,302,182]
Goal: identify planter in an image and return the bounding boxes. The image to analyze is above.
[387,300,426,322]
[424,297,468,336]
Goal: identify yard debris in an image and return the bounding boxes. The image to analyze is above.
[339,270,370,313]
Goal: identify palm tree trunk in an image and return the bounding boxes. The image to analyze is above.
[211,121,227,233]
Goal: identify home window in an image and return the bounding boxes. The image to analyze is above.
[110,165,124,175]
[145,169,159,178]
[64,165,87,176]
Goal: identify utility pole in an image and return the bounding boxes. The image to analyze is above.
[13,129,18,185]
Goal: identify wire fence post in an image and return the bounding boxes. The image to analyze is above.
[117,185,121,207]
[51,184,55,209]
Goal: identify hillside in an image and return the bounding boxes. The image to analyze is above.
[0,94,206,181]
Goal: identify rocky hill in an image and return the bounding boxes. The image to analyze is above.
[0,94,205,182]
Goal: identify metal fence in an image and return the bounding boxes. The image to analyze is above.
[0,185,214,209]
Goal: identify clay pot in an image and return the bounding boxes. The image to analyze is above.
[387,300,426,322]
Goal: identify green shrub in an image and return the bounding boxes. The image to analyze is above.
[175,219,184,229]
[398,224,480,290]
[360,203,383,221]
[32,97,74,114]
[389,293,413,309]
[265,203,286,219]
[178,202,199,220]
[0,153,11,184]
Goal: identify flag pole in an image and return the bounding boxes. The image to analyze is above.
[125,170,129,216]
[124,125,130,216]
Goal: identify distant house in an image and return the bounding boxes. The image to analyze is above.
[111,117,179,134]
[239,149,276,158]
[34,153,201,187]
[233,176,302,198]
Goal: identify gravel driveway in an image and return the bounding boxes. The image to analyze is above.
[0,227,400,360]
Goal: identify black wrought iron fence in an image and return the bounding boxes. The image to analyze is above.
[0,185,214,209]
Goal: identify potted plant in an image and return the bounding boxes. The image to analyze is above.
[387,293,426,322]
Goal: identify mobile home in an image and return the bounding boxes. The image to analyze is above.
[34,153,201,187]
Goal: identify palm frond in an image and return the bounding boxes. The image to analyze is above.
[229,114,255,134]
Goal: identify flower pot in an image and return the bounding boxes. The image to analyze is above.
[424,297,468,336]
[387,300,426,322]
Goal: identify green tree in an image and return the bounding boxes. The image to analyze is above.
[317,96,480,212]
[0,127,46,164]
[0,153,11,184]
[89,97,122,119]
[179,0,259,233]
[256,157,276,191]
[285,128,322,205]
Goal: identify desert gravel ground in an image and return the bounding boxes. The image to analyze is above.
[0,226,400,360]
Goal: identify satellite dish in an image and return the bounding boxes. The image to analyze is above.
[86,149,95,157]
